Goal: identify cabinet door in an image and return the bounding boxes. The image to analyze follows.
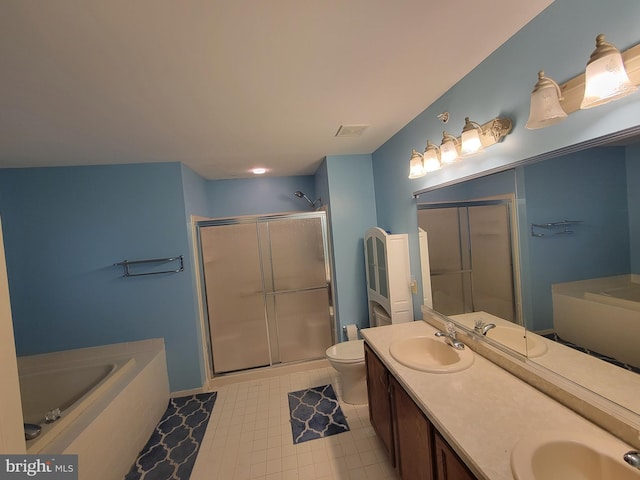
[364,343,394,465]
[434,431,476,480]
[390,376,434,480]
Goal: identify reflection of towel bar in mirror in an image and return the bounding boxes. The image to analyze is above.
[530,220,582,237]
[114,255,184,277]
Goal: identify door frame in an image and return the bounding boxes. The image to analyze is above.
[417,194,523,326]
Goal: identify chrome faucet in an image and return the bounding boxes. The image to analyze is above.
[624,451,640,469]
[474,320,496,336]
[435,322,465,350]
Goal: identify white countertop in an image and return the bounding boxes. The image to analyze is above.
[360,320,635,480]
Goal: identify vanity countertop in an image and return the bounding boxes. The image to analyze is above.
[360,320,635,480]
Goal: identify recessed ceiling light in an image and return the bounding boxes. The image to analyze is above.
[251,167,267,175]
[335,125,368,137]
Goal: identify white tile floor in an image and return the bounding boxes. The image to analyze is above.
[190,364,399,480]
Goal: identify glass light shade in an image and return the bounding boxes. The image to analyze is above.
[580,34,637,109]
[408,150,426,179]
[460,118,484,157]
[440,132,459,164]
[526,71,568,129]
[422,141,442,172]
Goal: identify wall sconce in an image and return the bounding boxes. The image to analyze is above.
[422,141,442,172]
[526,71,568,129]
[408,149,426,179]
[527,34,640,128]
[407,117,512,179]
[581,34,637,109]
[460,118,486,157]
[440,131,459,164]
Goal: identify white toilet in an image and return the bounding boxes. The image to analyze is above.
[326,305,392,404]
[326,339,367,404]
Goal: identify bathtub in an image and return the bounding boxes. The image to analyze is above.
[552,274,640,368]
[17,339,170,480]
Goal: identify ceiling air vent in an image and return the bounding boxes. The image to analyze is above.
[335,125,368,137]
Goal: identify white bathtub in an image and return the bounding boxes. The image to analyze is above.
[552,275,640,368]
[17,339,170,480]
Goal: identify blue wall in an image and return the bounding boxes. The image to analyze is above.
[371,0,640,320]
[416,170,515,204]
[521,148,631,330]
[0,163,203,391]
[627,145,640,274]
[206,175,316,218]
[180,164,210,384]
[323,155,378,338]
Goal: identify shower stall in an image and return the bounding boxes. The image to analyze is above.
[418,199,520,324]
[197,212,334,375]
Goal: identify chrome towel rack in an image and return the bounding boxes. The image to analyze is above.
[114,255,184,277]
[530,220,582,237]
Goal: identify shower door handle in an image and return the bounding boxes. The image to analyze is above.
[265,285,328,295]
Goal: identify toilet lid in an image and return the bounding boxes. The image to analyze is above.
[326,339,364,363]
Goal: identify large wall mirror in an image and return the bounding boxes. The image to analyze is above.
[416,126,640,422]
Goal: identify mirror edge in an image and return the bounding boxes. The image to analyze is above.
[422,306,640,449]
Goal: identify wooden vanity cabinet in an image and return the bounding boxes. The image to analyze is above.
[364,341,395,465]
[365,342,477,480]
[434,431,476,480]
[390,375,434,480]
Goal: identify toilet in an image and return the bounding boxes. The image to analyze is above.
[326,339,367,404]
[326,305,392,404]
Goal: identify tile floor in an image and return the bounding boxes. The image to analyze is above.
[189,363,399,480]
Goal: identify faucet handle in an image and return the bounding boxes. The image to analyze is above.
[445,322,456,337]
[474,319,485,332]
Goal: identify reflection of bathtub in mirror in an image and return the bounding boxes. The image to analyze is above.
[552,275,640,369]
[448,308,640,419]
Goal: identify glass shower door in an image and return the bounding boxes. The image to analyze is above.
[266,216,332,363]
[200,223,271,374]
[198,212,333,375]
[419,201,516,322]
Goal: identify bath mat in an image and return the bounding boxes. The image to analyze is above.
[124,392,217,480]
[287,384,349,444]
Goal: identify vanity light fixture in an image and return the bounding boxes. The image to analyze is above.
[527,34,640,128]
[526,71,568,129]
[407,117,512,179]
[440,131,460,164]
[460,117,486,157]
[422,141,442,172]
[580,34,637,109]
[408,149,427,179]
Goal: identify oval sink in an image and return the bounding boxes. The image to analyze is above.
[486,326,547,358]
[511,430,640,480]
[389,336,474,373]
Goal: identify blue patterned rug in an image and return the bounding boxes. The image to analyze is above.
[287,384,349,444]
[125,392,217,480]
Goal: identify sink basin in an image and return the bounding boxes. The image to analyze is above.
[389,336,474,373]
[486,326,547,358]
[511,430,640,480]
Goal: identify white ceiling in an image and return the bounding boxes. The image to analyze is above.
[0,1,553,180]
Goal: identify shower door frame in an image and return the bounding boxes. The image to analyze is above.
[417,195,524,326]
[195,211,336,378]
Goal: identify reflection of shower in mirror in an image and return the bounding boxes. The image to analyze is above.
[294,191,321,210]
